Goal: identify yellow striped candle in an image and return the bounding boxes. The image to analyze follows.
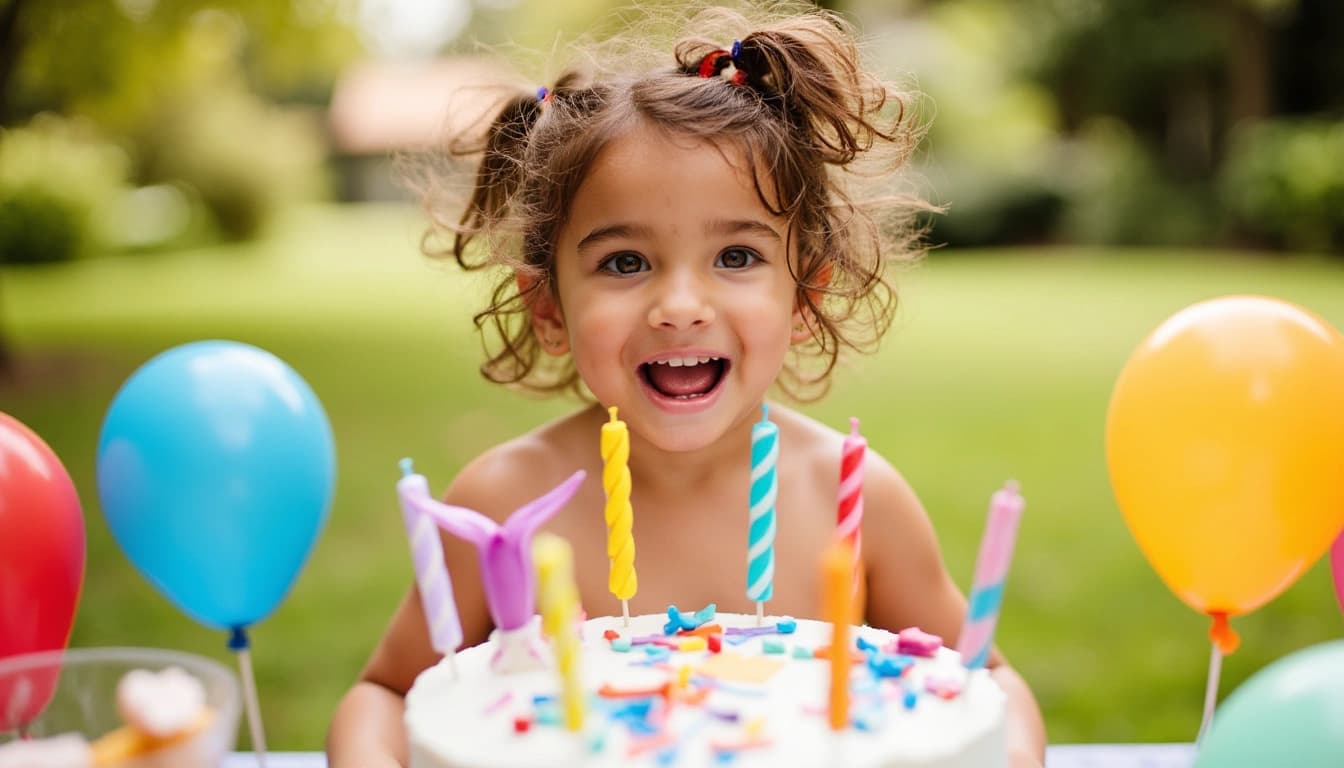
[601,407,637,618]
[534,533,585,731]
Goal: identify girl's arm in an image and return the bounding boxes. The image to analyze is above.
[326,589,433,768]
[859,456,1046,768]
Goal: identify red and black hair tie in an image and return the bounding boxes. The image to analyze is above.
[696,40,747,86]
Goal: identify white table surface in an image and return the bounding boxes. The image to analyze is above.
[224,744,1199,767]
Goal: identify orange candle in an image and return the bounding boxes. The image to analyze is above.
[823,540,853,730]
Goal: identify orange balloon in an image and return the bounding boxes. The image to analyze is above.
[1106,296,1344,620]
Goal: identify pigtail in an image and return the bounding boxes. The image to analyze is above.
[452,92,544,272]
[674,7,931,401]
[675,12,913,171]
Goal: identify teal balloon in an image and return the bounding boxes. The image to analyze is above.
[1195,641,1344,768]
[98,341,335,630]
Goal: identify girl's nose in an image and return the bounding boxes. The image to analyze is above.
[647,271,715,330]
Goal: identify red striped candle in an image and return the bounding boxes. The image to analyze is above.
[836,418,866,598]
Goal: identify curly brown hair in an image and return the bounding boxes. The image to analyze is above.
[419,3,932,402]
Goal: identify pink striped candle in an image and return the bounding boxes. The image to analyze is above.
[957,481,1025,670]
[836,417,866,598]
[397,459,464,663]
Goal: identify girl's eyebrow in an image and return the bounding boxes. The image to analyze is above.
[575,223,650,255]
[575,218,782,256]
[707,218,783,242]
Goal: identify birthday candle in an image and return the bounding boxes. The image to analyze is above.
[396,458,463,656]
[957,481,1025,670]
[534,533,585,731]
[836,417,866,598]
[601,407,637,603]
[747,405,778,606]
[822,540,853,730]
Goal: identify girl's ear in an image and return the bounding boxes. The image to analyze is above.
[517,272,570,355]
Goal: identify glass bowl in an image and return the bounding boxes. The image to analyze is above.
[0,647,241,767]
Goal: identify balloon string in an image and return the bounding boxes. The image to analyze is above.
[1208,611,1240,655]
[1196,639,1223,748]
[231,627,270,768]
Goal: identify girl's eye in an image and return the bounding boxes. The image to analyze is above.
[600,252,649,275]
[716,247,760,269]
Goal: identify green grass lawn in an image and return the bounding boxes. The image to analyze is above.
[3,203,1343,750]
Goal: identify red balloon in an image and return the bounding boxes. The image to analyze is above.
[0,411,85,728]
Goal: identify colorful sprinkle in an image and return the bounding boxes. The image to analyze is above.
[679,636,708,652]
[663,603,717,634]
[866,653,912,679]
[513,715,531,733]
[599,681,671,699]
[853,708,883,732]
[925,675,963,699]
[484,691,514,715]
[791,645,814,660]
[611,638,632,652]
[762,640,785,655]
[707,634,723,654]
[897,627,943,657]
[708,707,740,723]
[604,629,621,641]
[903,688,919,710]
[677,623,723,638]
[726,619,797,638]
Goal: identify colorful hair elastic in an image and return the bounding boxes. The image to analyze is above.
[696,40,747,86]
[536,86,552,103]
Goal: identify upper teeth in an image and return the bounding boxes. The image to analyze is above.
[653,356,719,367]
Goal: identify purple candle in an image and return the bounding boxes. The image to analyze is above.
[397,466,586,632]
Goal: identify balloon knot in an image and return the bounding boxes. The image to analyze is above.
[1209,612,1240,655]
[228,626,250,651]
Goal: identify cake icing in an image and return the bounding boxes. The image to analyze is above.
[405,612,1006,768]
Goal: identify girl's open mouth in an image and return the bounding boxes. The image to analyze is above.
[639,356,729,401]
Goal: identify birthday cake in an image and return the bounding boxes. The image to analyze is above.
[394,415,1021,768]
[404,611,1006,768]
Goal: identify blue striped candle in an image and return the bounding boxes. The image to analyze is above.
[748,405,779,612]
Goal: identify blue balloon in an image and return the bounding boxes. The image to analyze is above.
[98,341,335,630]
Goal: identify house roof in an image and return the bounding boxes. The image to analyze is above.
[327,56,522,154]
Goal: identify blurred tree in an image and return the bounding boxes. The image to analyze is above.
[0,0,358,129]
[0,0,356,373]
[1022,0,1341,181]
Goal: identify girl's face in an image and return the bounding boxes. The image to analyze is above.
[546,123,805,453]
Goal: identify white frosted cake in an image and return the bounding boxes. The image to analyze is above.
[405,611,1006,768]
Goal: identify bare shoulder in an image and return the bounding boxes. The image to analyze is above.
[766,404,845,476]
[444,405,605,520]
[767,406,915,507]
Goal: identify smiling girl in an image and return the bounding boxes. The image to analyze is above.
[328,5,1045,767]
